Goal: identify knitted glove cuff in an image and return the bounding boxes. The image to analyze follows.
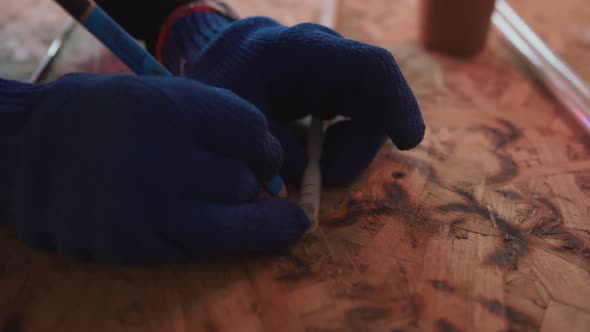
[155,0,239,63]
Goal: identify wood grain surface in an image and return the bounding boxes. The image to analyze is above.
[508,0,590,85]
[1,0,590,331]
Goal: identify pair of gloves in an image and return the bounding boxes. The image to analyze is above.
[0,0,425,264]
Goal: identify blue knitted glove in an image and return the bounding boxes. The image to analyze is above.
[0,74,310,264]
[157,7,426,185]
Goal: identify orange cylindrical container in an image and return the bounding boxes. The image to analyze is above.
[420,0,497,57]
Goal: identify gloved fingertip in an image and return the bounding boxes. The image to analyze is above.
[321,120,386,186]
[258,132,284,182]
[389,120,426,151]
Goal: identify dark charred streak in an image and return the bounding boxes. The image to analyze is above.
[487,215,528,268]
[276,254,313,283]
[484,237,524,269]
[453,189,523,239]
[497,119,522,147]
[347,306,389,321]
[383,182,413,213]
[532,198,563,236]
[552,234,590,260]
[478,118,522,150]
[494,190,523,200]
[577,174,590,192]
[439,189,489,218]
[486,152,519,185]
[436,319,462,332]
[479,126,508,147]
[450,226,468,240]
[387,152,441,184]
[533,198,590,261]
[326,181,428,230]
[327,199,393,227]
[439,188,529,266]
[478,299,538,327]
[2,317,22,332]
[453,188,476,201]
[492,214,523,240]
[476,119,521,185]
[421,145,449,162]
[361,218,384,236]
[439,203,486,216]
[430,280,455,292]
[339,282,377,299]
[392,171,406,179]
[329,202,369,226]
[451,218,466,226]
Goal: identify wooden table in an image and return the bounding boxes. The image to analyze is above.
[1,0,590,331]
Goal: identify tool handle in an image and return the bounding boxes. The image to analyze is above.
[54,0,172,76]
[299,118,324,232]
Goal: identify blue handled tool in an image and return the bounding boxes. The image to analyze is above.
[53,0,287,197]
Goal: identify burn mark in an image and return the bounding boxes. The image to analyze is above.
[451,218,466,226]
[347,306,388,321]
[553,233,590,261]
[450,190,523,239]
[361,218,385,235]
[494,189,523,200]
[343,282,377,299]
[392,171,406,179]
[476,119,521,185]
[326,198,395,227]
[383,182,413,213]
[492,214,524,242]
[436,319,462,332]
[486,152,519,185]
[327,201,369,226]
[531,198,562,236]
[387,152,441,184]
[478,119,522,150]
[488,220,527,268]
[484,235,524,269]
[439,190,489,219]
[478,299,537,327]
[430,280,455,292]
[276,254,313,283]
[439,189,529,266]
[439,203,485,215]
[450,226,468,240]
[326,181,427,230]
[2,317,22,332]
[576,174,590,192]
[532,198,590,262]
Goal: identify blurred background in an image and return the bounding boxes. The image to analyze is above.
[1,0,588,84]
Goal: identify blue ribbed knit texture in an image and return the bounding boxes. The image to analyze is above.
[160,11,426,185]
[0,79,47,136]
[0,74,310,264]
[0,79,48,225]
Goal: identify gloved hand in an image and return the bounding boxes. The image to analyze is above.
[0,74,310,264]
[154,5,426,185]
